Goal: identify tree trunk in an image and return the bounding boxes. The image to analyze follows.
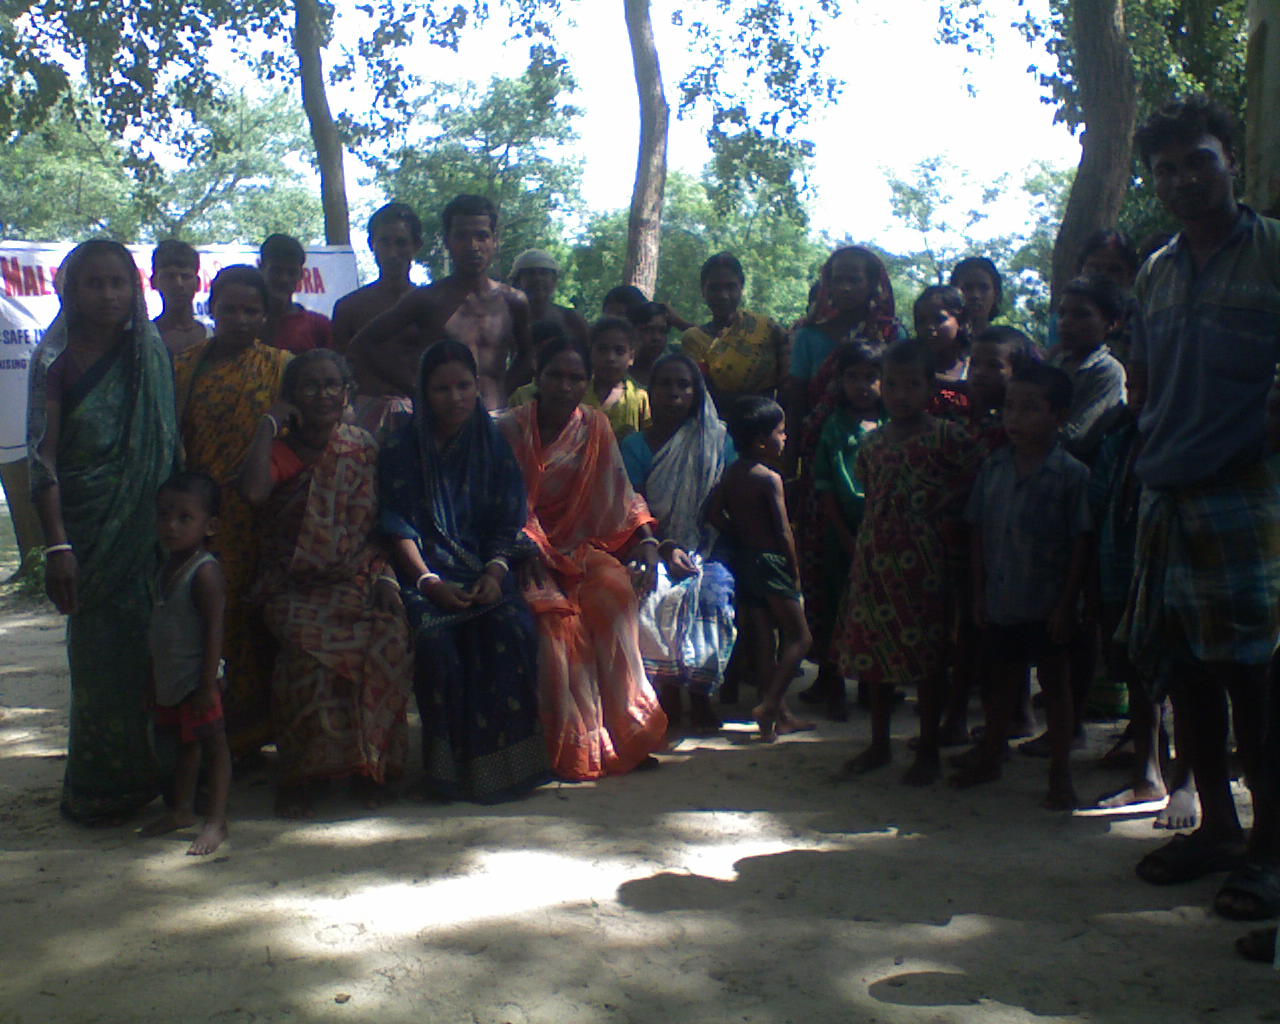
[294,0,350,245]
[1245,0,1280,216]
[622,0,669,297]
[1050,0,1136,299]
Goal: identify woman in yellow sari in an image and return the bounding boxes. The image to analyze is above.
[174,266,291,757]
[680,252,788,414]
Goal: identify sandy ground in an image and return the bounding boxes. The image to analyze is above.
[1,560,1277,1022]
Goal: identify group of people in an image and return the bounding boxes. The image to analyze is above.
[22,94,1280,963]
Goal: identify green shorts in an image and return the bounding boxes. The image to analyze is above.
[733,549,800,606]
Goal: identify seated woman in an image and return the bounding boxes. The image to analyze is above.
[379,339,552,803]
[498,338,669,779]
[619,353,737,733]
[240,349,413,817]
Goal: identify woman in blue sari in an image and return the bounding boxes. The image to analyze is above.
[379,339,551,802]
[28,240,180,823]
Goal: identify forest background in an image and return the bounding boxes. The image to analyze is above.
[0,0,1253,341]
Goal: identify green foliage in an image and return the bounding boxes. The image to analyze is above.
[367,51,583,279]
[565,168,827,327]
[883,156,1074,342]
[937,0,1249,242]
[0,91,323,244]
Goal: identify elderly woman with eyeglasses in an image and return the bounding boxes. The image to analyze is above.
[240,348,413,818]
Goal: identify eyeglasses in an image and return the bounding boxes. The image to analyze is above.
[297,382,348,398]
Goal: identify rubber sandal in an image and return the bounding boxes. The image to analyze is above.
[1214,862,1280,921]
[1135,833,1248,886]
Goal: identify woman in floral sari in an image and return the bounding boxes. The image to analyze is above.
[28,240,179,823]
[240,349,412,816]
[680,252,788,414]
[175,266,291,757]
[619,352,736,733]
[498,338,668,780]
[380,339,551,803]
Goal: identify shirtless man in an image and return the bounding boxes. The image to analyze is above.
[151,240,209,356]
[509,249,588,346]
[350,194,531,412]
[329,203,424,435]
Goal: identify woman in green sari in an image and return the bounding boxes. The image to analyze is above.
[28,240,180,824]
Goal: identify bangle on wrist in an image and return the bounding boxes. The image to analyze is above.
[263,414,280,438]
[416,571,441,589]
[375,574,398,587]
[45,543,73,555]
[635,536,658,548]
[483,557,509,575]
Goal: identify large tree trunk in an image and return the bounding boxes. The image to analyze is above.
[1245,0,1280,216]
[1050,0,1136,299]
[294,0,350,245]
[623,0,669,297]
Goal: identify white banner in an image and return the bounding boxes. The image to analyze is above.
[0,241,358,463]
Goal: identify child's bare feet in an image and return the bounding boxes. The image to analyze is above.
[842,743,891,776]
[753,703,779,742]
[774,703,815,736]
[187,821,228,856]
[903,748,941,786]
[351,776,392,810]
[138,811,199,838]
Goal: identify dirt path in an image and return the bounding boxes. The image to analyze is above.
[0,589,1275,1023]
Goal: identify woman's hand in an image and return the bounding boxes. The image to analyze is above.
[372,576,404,615]
[423,578,472,612]
[662,543,697,580]
[45,548,79,615]
[466,572,503,606]
[266,399,302,434]
[519,554,552,592]
[629,544,659,598]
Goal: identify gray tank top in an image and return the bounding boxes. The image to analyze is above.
[149,551,218,707]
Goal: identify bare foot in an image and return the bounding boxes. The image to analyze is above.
[351,776,392,810]
[1155,785,1200,830]
[1043,785,1079,812]
[753,703,778,743]
[138,811,198,838]
[903,749,941,787]
[1095,781,1168,809]
[187,821,228,856]
[842,744,891,776]
[689,695,722,735]
[775,705,816,736]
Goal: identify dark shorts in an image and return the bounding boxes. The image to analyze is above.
[154,690,225,744]
[985,621,1069,666]
[733,549,801,606]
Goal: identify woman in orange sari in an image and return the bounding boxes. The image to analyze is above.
[498,338,668,779]
[175,266,291,756]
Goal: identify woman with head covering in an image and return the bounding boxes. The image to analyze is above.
[28,239,180,823]
[379,339,552,802]
[619,352,737,732]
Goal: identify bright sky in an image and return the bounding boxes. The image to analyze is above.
[346,0,1084,254]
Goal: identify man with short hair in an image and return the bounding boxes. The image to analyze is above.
[1122,96,1280,944]
[350,195,531,411]
[258,233,332,354]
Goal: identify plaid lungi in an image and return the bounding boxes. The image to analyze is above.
[1119,457,1280,680]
